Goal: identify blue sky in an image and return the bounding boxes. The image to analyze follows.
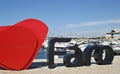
[0,0,120,37]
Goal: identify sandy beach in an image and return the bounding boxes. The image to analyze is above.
[0,56,120,74]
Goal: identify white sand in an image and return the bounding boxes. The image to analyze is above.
[0,56,120,74]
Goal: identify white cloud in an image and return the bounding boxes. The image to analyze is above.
[66,19,120,28]
[65,24,79,28]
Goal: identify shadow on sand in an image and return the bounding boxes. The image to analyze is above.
[0,61,100,70]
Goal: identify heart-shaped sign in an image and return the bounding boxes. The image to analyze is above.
[0,19,48,70]
[0,26,10,31]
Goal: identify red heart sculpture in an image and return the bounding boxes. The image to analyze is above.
[0,26,10,31]
[14,19,48,53]
[0,19,48,70]
[14,18,48,69]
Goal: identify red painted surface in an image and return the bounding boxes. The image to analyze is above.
[0,19,48,70]
[0,26,10,31]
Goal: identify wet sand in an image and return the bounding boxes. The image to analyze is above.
[0,56,120,74]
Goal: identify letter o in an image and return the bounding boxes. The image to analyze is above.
[94,45,114,65]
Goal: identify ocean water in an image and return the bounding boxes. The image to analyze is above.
[35,48,64,59]
[35,48,47,59]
